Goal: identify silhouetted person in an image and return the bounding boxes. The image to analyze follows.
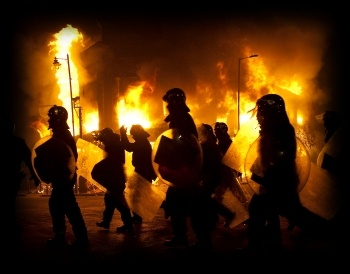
[41,105,89,248]
[6,118,40,240]
[199,124,235,228]
[214,122,232,155]
[214,122,249,211]
[161,88,214,251]
[214,121,243,177]
[93,127,134,233]
[120,124,157,223]
[245,94,328,254]
[163,88,198,139]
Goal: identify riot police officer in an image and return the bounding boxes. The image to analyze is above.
[120,124,157,223]
[6,118,40,239]
[214,122,232,155]
[45,105,89,248]
[245,94,328,254]
[162,88,214,251]
[93,127,134,233]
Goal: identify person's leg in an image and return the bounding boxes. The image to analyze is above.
[47,188,67,246]
[164,187,189,247]
[247,194,268,251]
[167,208,188,244]
[190,190,216,251]
[96,193,115,229]
[265,208,282,251]
[64,188,89,246]
[115,194,134,232]
[132,212,143,223]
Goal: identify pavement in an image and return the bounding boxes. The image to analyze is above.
[8,193,346,271]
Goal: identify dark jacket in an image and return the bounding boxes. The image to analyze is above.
[91,132,126,196]
[165,102,198,138]
[120,133,156,182]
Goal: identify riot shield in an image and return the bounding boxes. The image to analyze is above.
[152,129,203,188]
[125,172,167,222]
[244,136,310,194]
[76,138,106,192]
[32,135,75,184]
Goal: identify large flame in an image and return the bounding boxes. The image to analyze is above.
[35,25,307,143]
[31,119,50,138]
[47,24,83,136]
[242,50,305,128]
[116,81,152,132]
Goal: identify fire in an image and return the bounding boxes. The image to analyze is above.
[31,120,51,138]
[297,114,304,125]
[36,25,308,143]
[116,82,152,132]
[48,24,84,136]
[84,110,99,133]
[242,51,305,128]
[36,24,152,138]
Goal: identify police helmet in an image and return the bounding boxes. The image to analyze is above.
[256,94,285,116]
[162,88,186,103]
[48,105,69,129]
[48,105,68,122]
[202,124,216,140]
[96,127,115,143]
[202,123,214,134]
[214,122,228,133]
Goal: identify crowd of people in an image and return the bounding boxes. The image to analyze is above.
[10,87,343,255]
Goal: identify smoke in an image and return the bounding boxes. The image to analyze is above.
[7,10,343,148]
[124,12,334,128]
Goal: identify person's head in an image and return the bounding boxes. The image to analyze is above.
[162,88,189,114]
[162,88,186,104]
[254,94,289,131]
[199,123,217,144]
[96,127,123,155]
[48,105,69,130]
[130,124,150,140]
[214,122,228,136]
[95,127,115,144]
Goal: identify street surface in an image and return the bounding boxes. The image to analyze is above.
[9,193,344,271]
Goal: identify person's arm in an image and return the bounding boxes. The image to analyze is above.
[119,126,134,152]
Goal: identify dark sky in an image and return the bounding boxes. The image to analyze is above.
[4,8,346,147]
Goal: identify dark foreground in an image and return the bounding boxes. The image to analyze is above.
[8,194,345,270]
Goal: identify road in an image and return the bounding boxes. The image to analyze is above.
[8,193,344,271]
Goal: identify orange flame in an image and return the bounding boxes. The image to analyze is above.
[36,26,307,142]
[31,120,51,138]
[48,24,84,136]
[116,82,152,131]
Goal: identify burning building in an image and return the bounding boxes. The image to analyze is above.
[8,10,343,163]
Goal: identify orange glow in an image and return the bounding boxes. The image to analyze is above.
[33,25,308,142]
[297,114,304,125]
[48,24,83,136]
[239,49,305,130]
[116,82,152,131]
[84,110,99,133]
[31,120,51,138]
[279,80,302,96]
